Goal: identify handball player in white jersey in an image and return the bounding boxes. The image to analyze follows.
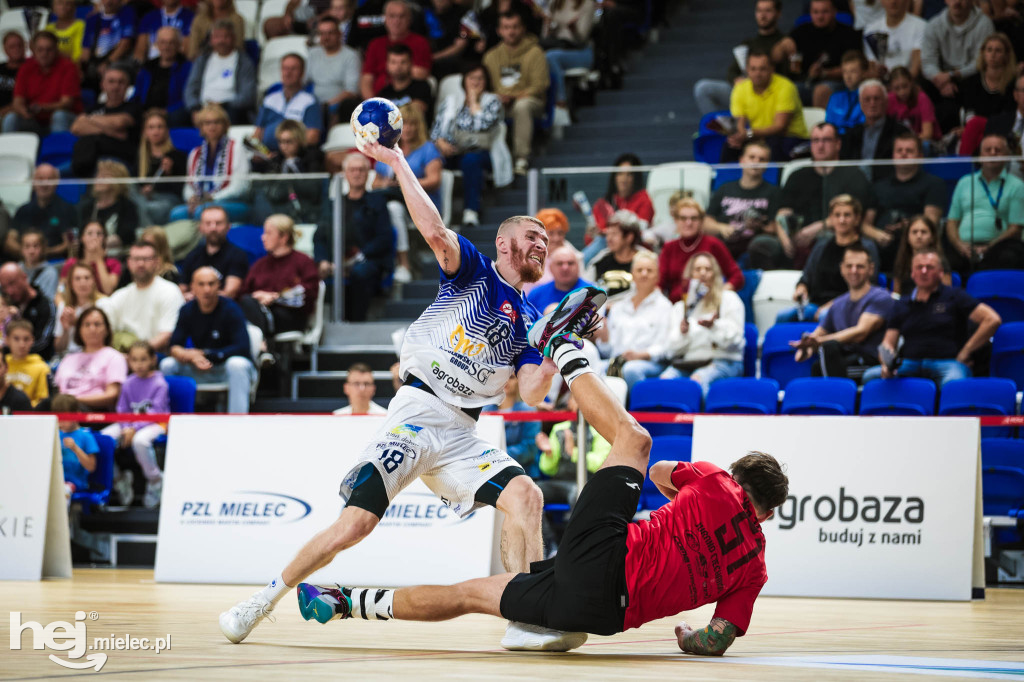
[219,138,603,650]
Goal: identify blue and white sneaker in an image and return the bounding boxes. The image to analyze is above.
[297,583,352,623]
[528,286,607,355]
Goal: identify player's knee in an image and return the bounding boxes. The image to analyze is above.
[504,477,544,522]
[324,512,377,555]
[619,419,652,459]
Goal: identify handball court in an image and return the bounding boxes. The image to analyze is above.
[3,569,1024,681]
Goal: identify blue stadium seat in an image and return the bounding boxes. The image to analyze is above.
[991,322,1024,391]
[37,132,77,177]
[922,159,973,206]
[743,322,758,377]
[981,439,1024,517]
[71,433,115,513]
[982,438,1024,469]
[966,270,1024,324]
[227,224,268,264]
[640,435,692,511]
[761,322,817,388]
[939,378,1017,438]
[859,377,937,416]
[166,375,197,413]
[780,376,857,415]
[705,377,779,414]
[629,378,702,436]
[169,127,203,153]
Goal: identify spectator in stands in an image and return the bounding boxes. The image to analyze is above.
[321,0,357,45]
[431,63,510,228]
[71,65,141,178]
[251,120,324,224]
[583,153,654,264]
[790,243,891,380]
[825,50,867,135]
[479,0,543,52]
[59,222,121,295]
[54,394,98,497]
[483,11,549,174]
[375,43,433,119]
[163,266,257,413]
[959,32,1018,125]
[658,197,744,303]
[891,215,951,295]
[359,0,433,99]
[134,226,181,287]
[18,229,58,300]
[135,109,189,225]
[174,103,251,222]
[529,245,595,313]
[317,153,392,320]
[524,207,579,293]
[0,262,55,360]
[184,19,257,125]
[921,0,995,132]
[333,362,388,414]
[98,241,185,352]
[864,248,1001,386]
[134,28,193,127]
[101,340,169,507]
[52,306,126,410]
[705,139,789,265]
[779,0,863,107]
[2,31,79,136]
[54,262,107,356]
[542,0,596,118]
[585,210,649,283]
[4,319,49,406]
[188,0,245,60]
[239,214,319,338]
[308,17,362,127]
[0,210,15,265]
[135,0,194,62]
[180,205,249,299]
[0,352,32,413]
[984,73,1024,151]
[778,194,881,323]
[872,131,946,269]
[694,0,792,115]
[46,0,85,63]
[777,122,879,254]
[254,54,323,153]
[887,66,940,143]
[78,161,140,257]
[593,250,674,389]
[81,0,136,90]
[424,0,477,79]
[840,79,912,181]
[946,133,1024,272]
[863,0,926,78]
[724,49,808,162]
[264,0,340,40]
[647,252,747,394]
[12,164,76,258]
[0,32,26,119]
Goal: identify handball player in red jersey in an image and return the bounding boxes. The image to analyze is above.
[295,326,790,655]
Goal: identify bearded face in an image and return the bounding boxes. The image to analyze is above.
[508,234,545,283]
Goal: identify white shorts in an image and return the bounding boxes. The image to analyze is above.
[339,386,522,518]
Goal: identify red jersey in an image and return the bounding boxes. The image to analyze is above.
[593,190,656,232]
[13,56,82,121]
[362,34,433,94]
[658,233,744,302]
[623,461,767,633]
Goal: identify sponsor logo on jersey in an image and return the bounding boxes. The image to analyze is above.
[500,300,518,324]
[449,324,487,356]
[478,462,491,472]
[388,424,424,439]
[429,361,474,396]
[446,352,496,383]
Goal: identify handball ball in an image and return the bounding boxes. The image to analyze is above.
[351,98,403,149]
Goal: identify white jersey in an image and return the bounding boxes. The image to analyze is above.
[400,235,544,408]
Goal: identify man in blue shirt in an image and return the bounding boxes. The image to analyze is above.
[161,266,257,413]
[254,53,323,152]
[528,245,594,314]
[179,205,250,299]
[82,0,136,89]
[862,249,1002,386]
[135,0,194,62]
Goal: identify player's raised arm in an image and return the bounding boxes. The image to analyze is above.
[649,460,681,500]
[360,140,461,275]
[675,618,738,656]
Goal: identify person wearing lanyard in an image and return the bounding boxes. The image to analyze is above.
[945,133,1024,275]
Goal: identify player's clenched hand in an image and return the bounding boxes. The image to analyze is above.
[358,139,404,165]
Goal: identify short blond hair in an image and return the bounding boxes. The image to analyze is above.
[265,214,296,246]
[672,196,705,220]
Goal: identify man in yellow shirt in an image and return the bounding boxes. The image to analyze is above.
[46,0,86,63]
[724,49,808,162]
[3,320,50,406]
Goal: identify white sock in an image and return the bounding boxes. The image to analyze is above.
[259,573,291,605]
[348,587,395,620]
[549,335,594,388]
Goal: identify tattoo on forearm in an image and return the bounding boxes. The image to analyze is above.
[682,618,737,656]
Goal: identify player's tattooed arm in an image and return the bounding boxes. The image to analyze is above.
[675,618,737,656]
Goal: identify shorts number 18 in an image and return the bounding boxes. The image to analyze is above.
[379,449,405,473]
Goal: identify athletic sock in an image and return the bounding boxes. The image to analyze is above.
[548,334,594,388]
[346,587,395,620]
[259,573,291,605]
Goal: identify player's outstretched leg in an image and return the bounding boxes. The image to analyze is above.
[528,285,607,351]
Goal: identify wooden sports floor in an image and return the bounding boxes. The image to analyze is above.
[3,569,1024,681]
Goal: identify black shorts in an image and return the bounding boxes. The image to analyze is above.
[499,465,643,636]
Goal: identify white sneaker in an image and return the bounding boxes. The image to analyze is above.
[393,265,413,283]
[501,621,588,651]
[142,479,162,509]
[514,158,529,175]
[462,208,479,227]
[219,592,276,643]
[113,469,134,506]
